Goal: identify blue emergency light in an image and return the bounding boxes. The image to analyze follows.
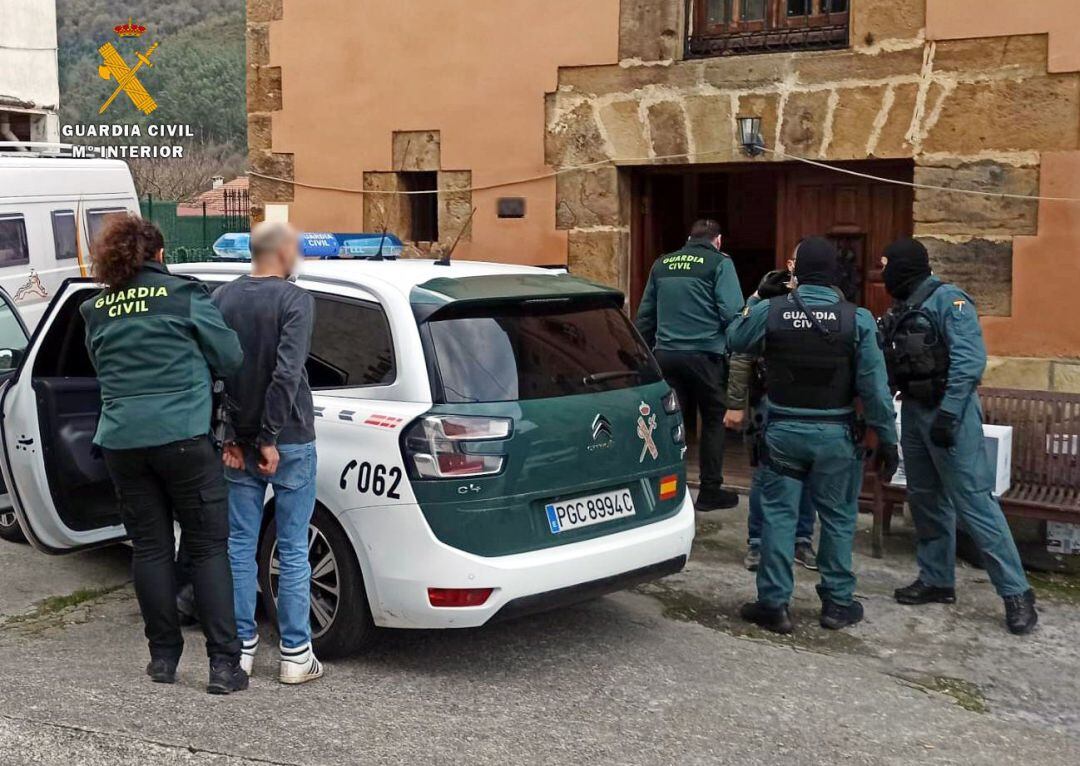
[299,232,341,257]
[340,233,403,259]
[212,233,251,261]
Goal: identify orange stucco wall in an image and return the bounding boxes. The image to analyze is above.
[267,0,620,264]
[927,0,1080,73]
[928,1,1080,358]
[982,152,1080,357]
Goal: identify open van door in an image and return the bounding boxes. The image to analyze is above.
[0,280,126,553]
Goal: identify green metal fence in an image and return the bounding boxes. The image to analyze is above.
[140,191,250,264]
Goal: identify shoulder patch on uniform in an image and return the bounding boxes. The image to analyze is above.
[952,299,967,314]
[741,304,751,317]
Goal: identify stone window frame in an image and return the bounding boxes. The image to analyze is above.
[687,0,849,58]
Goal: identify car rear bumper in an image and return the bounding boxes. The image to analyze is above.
[339,491,695,629]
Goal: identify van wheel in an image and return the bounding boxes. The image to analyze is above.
[257,504,376,658]
[0,509,26,544]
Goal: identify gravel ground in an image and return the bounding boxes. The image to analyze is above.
[0,497,1078,765]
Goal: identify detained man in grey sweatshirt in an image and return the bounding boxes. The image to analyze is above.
[212,222,324,685]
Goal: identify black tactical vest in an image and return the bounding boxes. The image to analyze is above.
[880,280,949,406]
[764,293,857,410]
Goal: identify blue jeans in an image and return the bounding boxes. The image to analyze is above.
[747,468,815,547]
[226,441,317,649]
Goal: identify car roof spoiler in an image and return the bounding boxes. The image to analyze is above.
[410,273,624,321]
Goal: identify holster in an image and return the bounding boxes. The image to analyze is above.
[210,380,238,451]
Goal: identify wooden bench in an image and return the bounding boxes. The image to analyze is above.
[861,387,1080,558]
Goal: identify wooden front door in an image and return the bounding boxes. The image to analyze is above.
[776,161,913,317]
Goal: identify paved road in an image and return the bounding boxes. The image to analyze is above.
[1,501,1079,765]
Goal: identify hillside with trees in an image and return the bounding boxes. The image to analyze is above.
[56,0,247,199]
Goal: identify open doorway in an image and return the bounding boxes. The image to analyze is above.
[629,159,914,317]
[629,159,915,487]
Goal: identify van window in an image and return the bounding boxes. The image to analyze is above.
[51,211,78,260]
[85,208,127,248]
[307,295,395,389]
[426,299,662,403]
[0,215,30,268]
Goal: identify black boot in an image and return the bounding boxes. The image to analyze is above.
[820,599,864,630]
[207,659,249,695]
[696,488,739,512]
[894,579,956,605]
[1003,590,1038,635]
[145,658,177,684]
[739,601,793,634]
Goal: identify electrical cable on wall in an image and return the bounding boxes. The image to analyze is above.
[248,147,1080,204]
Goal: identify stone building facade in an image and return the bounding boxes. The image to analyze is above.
[247,0,1080,390]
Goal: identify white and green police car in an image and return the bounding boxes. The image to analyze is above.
[0,259,694,656]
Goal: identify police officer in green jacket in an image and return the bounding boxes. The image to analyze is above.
[880,238,1037,634]
[727,238,899,634]
[635,219,745,511]
[82,214,249,693]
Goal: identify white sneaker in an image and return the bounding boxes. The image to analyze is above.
[279,642,324,685]
[240,636,259,676]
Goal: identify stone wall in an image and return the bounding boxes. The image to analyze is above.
[545,1,1080,323]
[246,0,291,223]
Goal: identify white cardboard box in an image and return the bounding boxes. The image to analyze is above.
[891,421,1013,498]
[1047,522,1080,555]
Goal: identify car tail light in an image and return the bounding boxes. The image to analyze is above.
[402,415,512,479]
[662,388,680,414]
[428,587,494,607]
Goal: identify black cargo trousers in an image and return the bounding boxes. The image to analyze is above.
[653,350,728,492]
[102,435,240,664]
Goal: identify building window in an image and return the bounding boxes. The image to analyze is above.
[688,0,849,58]
[0,215,30,267]
[401,171,439,242]
[51,211,78,260]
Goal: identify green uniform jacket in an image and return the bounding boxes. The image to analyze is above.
[907,275,987,418]
[726,352,756,411]
[634,238,744,355]
[726,284,898,445]
[82,261,244,450]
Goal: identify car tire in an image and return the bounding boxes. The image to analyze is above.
[257,503,377,659]
[0,507,27,544]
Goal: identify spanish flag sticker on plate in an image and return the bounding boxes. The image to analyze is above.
[659,474,678,500]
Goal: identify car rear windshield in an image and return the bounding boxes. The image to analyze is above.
[426,299,662,403]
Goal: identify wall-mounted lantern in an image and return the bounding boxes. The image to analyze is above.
[737,116,765,157]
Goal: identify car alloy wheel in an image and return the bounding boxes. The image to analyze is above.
[268,524,341,639]
[0,508,26,544]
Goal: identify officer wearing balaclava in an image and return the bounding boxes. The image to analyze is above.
[880,238,1037,635]
[727,238,899,634]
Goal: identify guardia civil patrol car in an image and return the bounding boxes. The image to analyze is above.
[0,259,694,656]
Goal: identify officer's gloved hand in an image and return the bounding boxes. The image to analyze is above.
[757,270,792,299]
[873,443,900,483]
[930,411,958,448]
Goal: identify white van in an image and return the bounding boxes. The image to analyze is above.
[0,153,139,329]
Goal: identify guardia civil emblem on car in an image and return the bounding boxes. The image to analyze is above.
[637,401,658,462]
